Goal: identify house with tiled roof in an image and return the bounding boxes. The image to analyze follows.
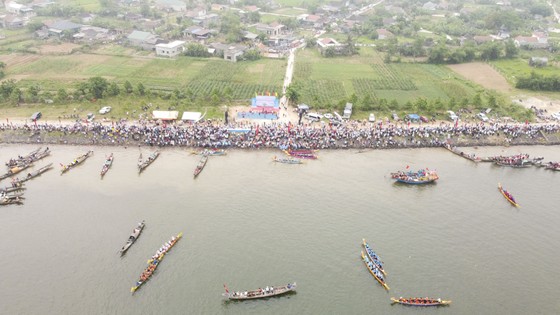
[376,29,394,39]
[127,30,160,50]
[255,22,285,36]
[184,25,212,39]
[1,14,24,29]
[317,37,341,48]
[44,20,82,36]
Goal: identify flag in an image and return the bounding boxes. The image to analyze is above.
[454,118,459,128]
[223,284,229,293]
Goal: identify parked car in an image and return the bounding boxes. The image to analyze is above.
[99,106,112,114]
[305,112,322,122]
[447,110,458,121]
[391,112,400,121]
[476,112,489,122]
[30,112,42,121]
[420,115,429,123]
[368,113,376,122]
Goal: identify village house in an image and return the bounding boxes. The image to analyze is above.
[155,40,185,57]
[1,14,24,29]
[183,25,212,40]
[155,0,186,12]
[317,37,341,48]
[5,1,33,16]
[44,20,82,37]
[376,29,394,40]
[209,43,247,62]
[192,14,219,28]
[73,25,112,43]
[514,32,548,49]
[127,30,160,50]
[184,6,207,18]
[255,22,285,36]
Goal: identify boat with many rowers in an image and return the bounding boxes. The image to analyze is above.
[100,153,114,177]
[272,156,303,164]
[0,163,33,180]
[193,154,208,178]
[361,251,389,290]
[16,163,53,184]
[391,297,451,306]
[285,149,318,160]
[138,151,160,173]
[391,168,439,185]
[498,183,520,207]
[362,239,386,275]
[222,283,296,300]
[119,221,145,256]
[61,150,93,174]
[5,147,41,167]
[131,232,183,293]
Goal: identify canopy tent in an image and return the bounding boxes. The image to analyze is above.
[181,111,202,122]
[152,111,179,120]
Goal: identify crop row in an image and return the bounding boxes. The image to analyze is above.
[351,79,377,99]
[299,79,346,105]
[370,64,417,90]
[185,81,281,100]
[294,62,312,80]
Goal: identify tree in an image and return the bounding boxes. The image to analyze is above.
[124,81,133,94]
[428,45,449,64]
[57,88,68,102]
[323,47,336,58]
[10,88,22,105]
[504,39,519,58]
[88,76,109,99]
[107,82,120,96]
[27,84,41,103]
[247,11,260,23]
[0,62,6,80]
[0,79,17,99]
[243,48,261,61]
[286,85,300,104]
[480,42,502,60]
[136,83,145,96]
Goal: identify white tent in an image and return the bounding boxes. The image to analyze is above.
[152,111,178,120]
[181,111,202,122]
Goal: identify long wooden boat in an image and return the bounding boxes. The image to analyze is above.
[223,282,296,300]
[443,144,480,162]
[5,147,42,167]
[131,232,182,293]
[0,163,33,180]
[362,239,386,275]
[284,149,317,159]
[17,163,53,184]
[100,153,114,177]
[361,251,389,290]
[495,161,531,168]
[61,150,93,174]
[272,156,303,164]
[0,196,24,206]
[192,149,227,156]
[194,154,208,178]
[391,297,451,306]
[544,162,560,171]
[120,221,145,256]
[0,186,26,194]
[28,147,51,164]
[138,151,160,173]
[498,183,520,207]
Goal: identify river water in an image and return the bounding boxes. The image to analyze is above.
[1,144,559,315]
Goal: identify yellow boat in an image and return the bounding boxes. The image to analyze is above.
[361,251,389,290]
[498,183,520,207]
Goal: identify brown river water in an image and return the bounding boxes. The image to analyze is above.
[1,144,559,314]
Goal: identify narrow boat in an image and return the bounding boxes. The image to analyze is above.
[498,183,520,207]
[285,149,317,159]
[61,150,93,174]
[131,232,182,293]
[17,163,53,183]
[192,149,227,156]
[443,143,480,162]
[0,186,26,194]
[28,147,51,164]
[544,161,560,171]
[272,156,303,164]
[362,239,386,275]
[138,151,160,173]
[137,153,143,170]
[194,154,208,178]
[120,221,145,256]
[391,297,451,306]
[0,163,33,180]
[0,196,24,206]
[391,169,438,185]
[5,147,41,167]
[100,153,114,177]
[495,161,531,168]
[361,251,389,290]
[223,282,296,300]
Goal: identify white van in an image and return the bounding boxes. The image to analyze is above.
[447,110,458,121]
[305,113,322,122]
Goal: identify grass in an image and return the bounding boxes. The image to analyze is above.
[292,48,479,108]
[491,58,560,85]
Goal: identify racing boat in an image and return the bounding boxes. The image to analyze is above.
[362,239,386,275]
[361,251,389,290]
[391,297,451,306]
[222,283,296,300]
[498,183,519,207]
[194,154,208,177]
[272,156,303,164]
[61,150,93,174]
[138,151,160,173]
[100,153,114,177]
[119,221,145,256]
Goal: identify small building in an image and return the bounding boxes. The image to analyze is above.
[155,40,185,57]
[376,29,394,40]
[255,22,284,36]
[210,43,247,62]
[1,14,24,29]
[152,110,179,120]
[127,30,159,50]
[44,19,82,37]
[317,37,341,48]
[529,57,548,67]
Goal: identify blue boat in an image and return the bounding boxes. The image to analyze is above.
[362,239,386,275]
[391,169,438,185]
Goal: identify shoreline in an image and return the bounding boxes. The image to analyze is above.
[2,119,560,150]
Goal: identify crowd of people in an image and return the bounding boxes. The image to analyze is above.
[1,118,559,150]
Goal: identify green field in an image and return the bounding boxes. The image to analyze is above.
[292,48,480,109]
[491,58,560,85]
[4,54,285,100]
